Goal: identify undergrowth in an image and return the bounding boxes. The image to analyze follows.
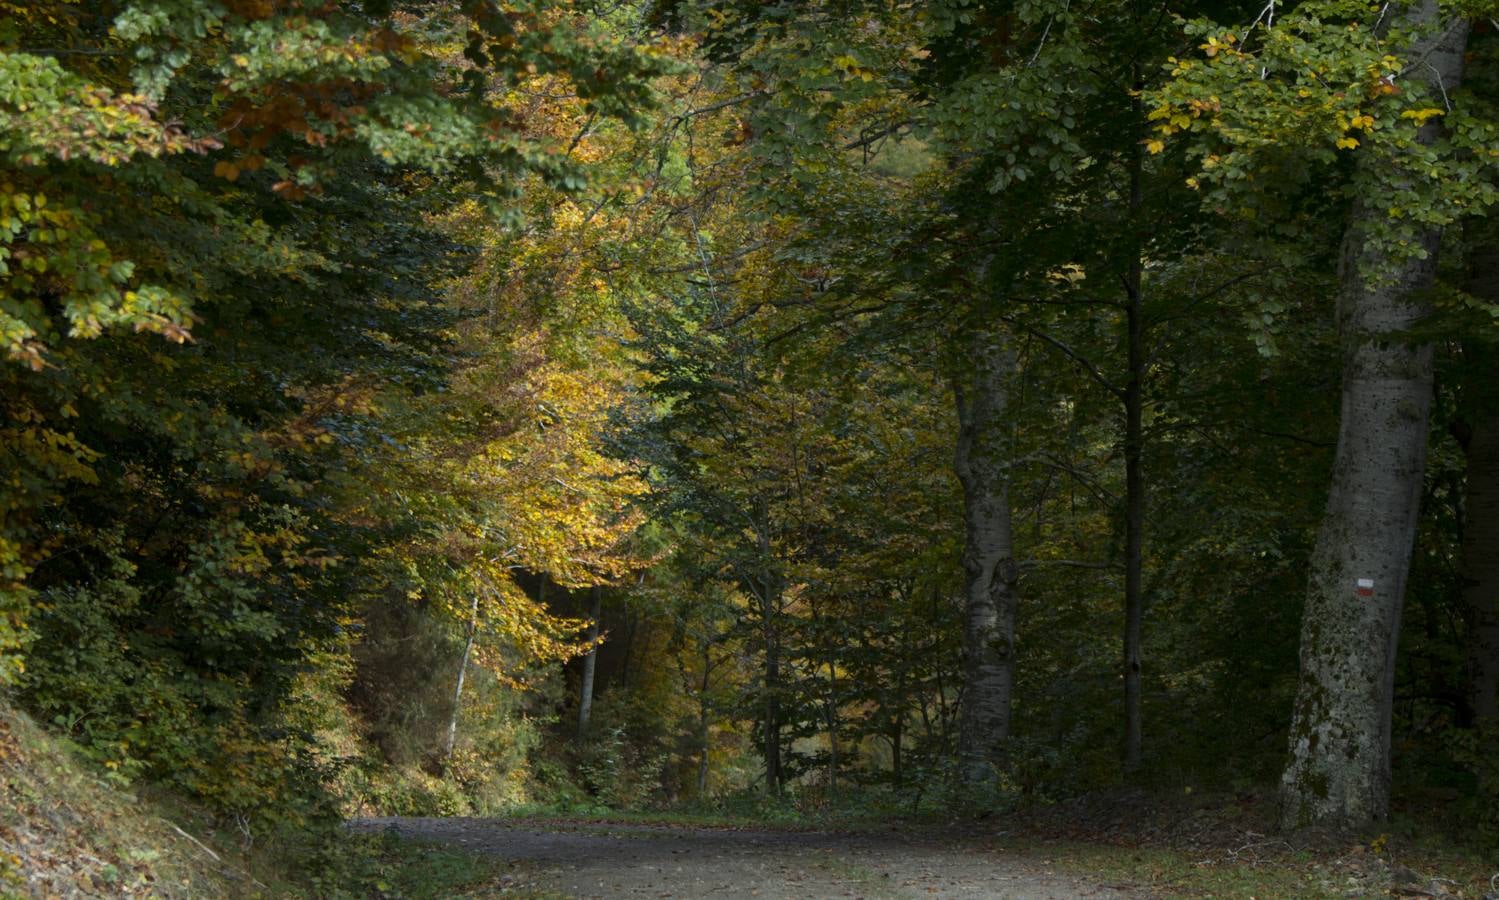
[0,699,506,898]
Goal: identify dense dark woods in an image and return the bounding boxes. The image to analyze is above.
[1,0,1498,891]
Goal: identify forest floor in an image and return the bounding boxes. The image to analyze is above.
[351,816,1127,898]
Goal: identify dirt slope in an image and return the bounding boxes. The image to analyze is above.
[0,701,234,898]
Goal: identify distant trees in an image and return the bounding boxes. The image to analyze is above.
[638,0,1499,833]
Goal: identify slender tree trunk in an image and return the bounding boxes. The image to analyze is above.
[1461,238,1499,724]
[764,622,782,794]
[891,720,904,784]
[1127,191,1145,774]
[697,644,712,795]
[753,506,783,795]
[577,585,602,743]
[825,649,839,791]
[444,593,480,761]
[892,665,906,785]
[935,663,952,751]
[1462,419,1499,723]
[1279,6,1467,829]
[619,606,636,689]
[953,327,1020,786]
[1123,123,1147,772]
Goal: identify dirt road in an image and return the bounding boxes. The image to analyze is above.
[353,817,1135,899]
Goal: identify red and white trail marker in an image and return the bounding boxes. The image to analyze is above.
[1356,578,1375,598]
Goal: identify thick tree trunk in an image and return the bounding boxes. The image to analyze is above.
[1279,6,1467,830]
[577,585,602,743]
[953,327,1020,786]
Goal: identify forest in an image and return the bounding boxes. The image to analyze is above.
[1,0,1497,896]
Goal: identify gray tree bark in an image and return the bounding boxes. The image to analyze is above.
[444,593,481,761]
[577,585,602,743]
[953,327,1020,786]
[1279,5,1468,830]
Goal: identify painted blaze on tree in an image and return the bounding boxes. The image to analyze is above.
[1148,0,1495,829]
[1277,4,1470,830]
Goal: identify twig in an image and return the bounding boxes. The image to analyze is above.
[169,824,270,891]
[1028,17,1056,68]
[1239,0,1278,45]
[843,121,910,151]
[170,824,221,862]
[1424,60,1452,112]
[675,90,767,122]
[1018,558,1117,570]
[1003,316,1127,401]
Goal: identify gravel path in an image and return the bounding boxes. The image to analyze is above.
[352,817,1136,899]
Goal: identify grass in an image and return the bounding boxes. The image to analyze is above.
[1008,833,1498,898]
[342,833,540,899]
[495,785,962,833]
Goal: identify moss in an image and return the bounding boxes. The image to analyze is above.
[1308,769,1331,801]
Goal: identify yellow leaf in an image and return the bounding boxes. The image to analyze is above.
[1400,107,1444,124]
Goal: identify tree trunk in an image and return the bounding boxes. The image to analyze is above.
[753,505,783,795]
[1462,419,1499,723]
[891,717,904,786]
[619,606,636,689]
[892,665,907,785]
[1123,127,1147,773]
[1462,237,1499,724]
[444,593,480,761]
[953,327,1020,786]
[763,625,782,794]
[1279,6,1467,830]
[826,650,839,792]
[577,585,602,743]
[698,643,712,796]
[934,658,952,751]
